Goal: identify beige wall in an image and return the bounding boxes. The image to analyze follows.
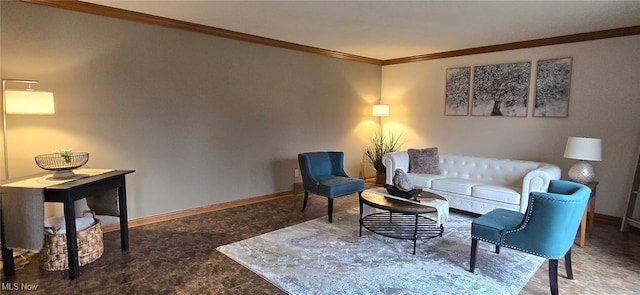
[382,35,640,217]
[1,2,382,218]
[3,2,639,220]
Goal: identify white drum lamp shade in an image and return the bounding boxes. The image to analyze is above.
[372,104,389,117]
[564,137,601,183]
[5,90,55,114]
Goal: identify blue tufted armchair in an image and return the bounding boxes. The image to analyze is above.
[470,180,591,295]
[298,152,365,222]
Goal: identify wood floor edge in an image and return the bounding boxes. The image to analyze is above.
[101,190,295,232]
[100,191,624,233]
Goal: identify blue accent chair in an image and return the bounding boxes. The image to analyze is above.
[298,152,365,222]
[470,180,591,295]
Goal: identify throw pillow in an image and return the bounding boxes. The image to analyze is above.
[392,168,414,191]
[408,147,441,174]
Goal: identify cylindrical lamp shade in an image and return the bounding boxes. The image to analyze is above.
[563,137,601,161]
[372,104,389,117]
[5,90,55,114]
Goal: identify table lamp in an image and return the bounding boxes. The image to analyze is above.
[563,136,601,183]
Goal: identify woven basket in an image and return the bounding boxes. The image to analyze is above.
[39,211,104,271]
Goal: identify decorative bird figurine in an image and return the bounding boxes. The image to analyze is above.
[393,168,414,192]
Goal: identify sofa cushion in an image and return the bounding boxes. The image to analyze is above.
[472,184,521,205]
[407,173,447,189]
[431,178,481,195]
[408,147,441,174]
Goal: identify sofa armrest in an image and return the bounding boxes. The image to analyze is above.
[519,163,562,212]
[382,151,410,185]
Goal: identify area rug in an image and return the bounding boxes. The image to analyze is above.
[216,208,544,295]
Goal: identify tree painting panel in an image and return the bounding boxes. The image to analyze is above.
[534,58,572,117]
[472,62,530,117]
[445,67,470,115]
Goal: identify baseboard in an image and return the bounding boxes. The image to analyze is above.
[101,190,294,233]
[100,189,626,233]
[595,212,622,226]
[293,182,304,195]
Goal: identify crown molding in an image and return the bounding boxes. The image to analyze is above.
[382,26,640,65]
[21,0,383,65]
[20,1,640,66]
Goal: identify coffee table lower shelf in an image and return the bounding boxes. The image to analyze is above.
[360,212,443,254]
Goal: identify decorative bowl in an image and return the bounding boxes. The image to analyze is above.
[35,152,89,179]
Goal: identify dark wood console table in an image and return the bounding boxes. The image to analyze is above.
[1,169,135,280]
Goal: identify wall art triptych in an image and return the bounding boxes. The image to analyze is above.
[444,67,471,116]
[444,58,572,117]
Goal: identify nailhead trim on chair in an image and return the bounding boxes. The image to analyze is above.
[472,235,554,258]
[500,196,542,256]
[473,193,583,259]
[501,194,582,259]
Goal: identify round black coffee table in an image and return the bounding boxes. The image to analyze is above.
[359,188,447,254]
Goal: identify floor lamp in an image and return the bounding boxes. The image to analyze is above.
[369,102,390,182]
[1,79,55,180]
[1,79,54,272]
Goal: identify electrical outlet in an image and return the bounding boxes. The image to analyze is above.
[294,169,300,177]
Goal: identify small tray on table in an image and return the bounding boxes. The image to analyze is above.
[384,184,422,201]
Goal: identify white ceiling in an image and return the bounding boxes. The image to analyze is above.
[86,1,640,60]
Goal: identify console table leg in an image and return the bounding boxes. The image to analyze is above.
[1,228,15,276]
[1,199,15,276]
[63,199,79,280]
[118,184,129,250]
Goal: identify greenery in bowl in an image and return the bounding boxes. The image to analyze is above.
[365,130,403,173]
[53,148,73,162]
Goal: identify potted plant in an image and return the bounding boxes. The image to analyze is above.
[365,130,403,185]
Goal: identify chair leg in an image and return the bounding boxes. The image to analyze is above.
[549,259,559,295]
[302,192,309,211]
[470,238,478,273]
[565,248,574,279]
[495,245,500,254]
[328,198,334,223]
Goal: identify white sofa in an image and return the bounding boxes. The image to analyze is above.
[382,151,561,215]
